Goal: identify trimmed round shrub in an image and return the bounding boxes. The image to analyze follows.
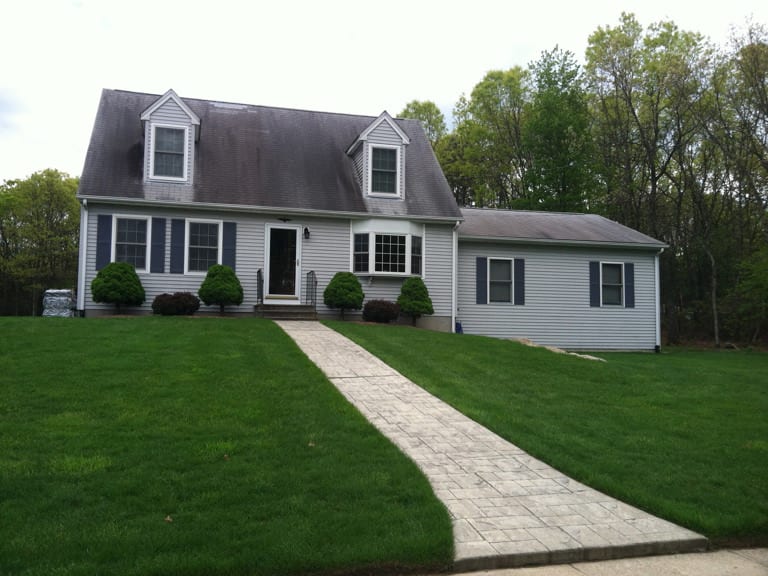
[198,265,244,314]
[397,276,434,325]
[152,292,201,316]
[91,262,145,313]
[362,299,400,323]
[323,272,364,319]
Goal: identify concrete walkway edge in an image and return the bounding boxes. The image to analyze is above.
[277,321,710,572]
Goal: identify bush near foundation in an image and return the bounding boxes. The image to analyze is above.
[198,265,243,314]
[152,292,201,316]
[323,272,364,319]
[90,262,145,313]
[362,299,400,323]
[397,277,433,325]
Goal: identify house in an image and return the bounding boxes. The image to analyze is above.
[76,89,666,350]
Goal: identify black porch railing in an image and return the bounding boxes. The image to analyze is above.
[256,269,264,305]
[305,270,317,310]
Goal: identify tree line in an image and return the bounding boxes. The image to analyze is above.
[401,13,768,345]
[0,169,79,315]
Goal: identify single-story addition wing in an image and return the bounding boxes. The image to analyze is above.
[76,88,667,350]
[456,208,667,351]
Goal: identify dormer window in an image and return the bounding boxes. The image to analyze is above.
[151,125,188,180]
[347,111,409,200]
[141,90,200,184]
[371,147,398,194]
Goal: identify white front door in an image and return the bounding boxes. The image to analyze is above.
[265,225,301,303]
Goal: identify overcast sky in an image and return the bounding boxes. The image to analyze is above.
[0,0,764,184]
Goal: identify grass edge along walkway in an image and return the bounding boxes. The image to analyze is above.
[0,317,453,576]
[326,320,768,545]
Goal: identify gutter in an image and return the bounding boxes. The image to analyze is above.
[459,234,668,251]
[655,247,665,352]
[75,195,464,225]
[452,220,460,333]
[76,198,88,313]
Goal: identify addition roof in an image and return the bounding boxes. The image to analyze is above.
[78,89,461,221]
[459,207,666,249]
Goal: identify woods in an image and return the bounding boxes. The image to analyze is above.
[403,14,768,345]
[0,169,80,315]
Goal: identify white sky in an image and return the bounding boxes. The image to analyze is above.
[0,0,764,183]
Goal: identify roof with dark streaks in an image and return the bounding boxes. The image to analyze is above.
[459,207,666,248]
[78,89,462,220]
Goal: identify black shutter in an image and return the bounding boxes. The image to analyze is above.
[222,222,236,270]
[96,214,112,270]
[170,219,185,274]
[150,218,166,273]
[514,258,525,305]
[589,261,601,307]
[476,257,487,305]
[624,262,635,308]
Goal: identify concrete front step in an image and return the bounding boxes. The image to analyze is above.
[255,304,318,321]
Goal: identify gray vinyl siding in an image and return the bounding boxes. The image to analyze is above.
[82,205,351,315]
[457,242,660,350]
[423,224,453,317]
[144,98,195,185]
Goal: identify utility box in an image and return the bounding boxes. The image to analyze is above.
[42,289,74,317]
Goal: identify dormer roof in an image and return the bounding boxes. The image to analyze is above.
[140,89,200,139]
[346,110,410,155]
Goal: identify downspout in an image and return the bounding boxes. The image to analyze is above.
[76,199,88,315]
[452,220,460,333]
[655,248,664,352]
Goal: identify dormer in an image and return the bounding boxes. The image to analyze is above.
[347,111,410,199]
[140,89,200,184]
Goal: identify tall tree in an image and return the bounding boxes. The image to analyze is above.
[0,169,80,315]
[524,46,596,211]
[442,68,531,207]
[398,100,447,148]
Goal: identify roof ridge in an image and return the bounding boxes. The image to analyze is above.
[104,88,381,121]
[460,206,591,217]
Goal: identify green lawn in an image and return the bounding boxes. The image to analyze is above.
[0,318,453,576]
[327,321,768,544]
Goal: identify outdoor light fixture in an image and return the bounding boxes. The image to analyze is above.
[303,226,310,240]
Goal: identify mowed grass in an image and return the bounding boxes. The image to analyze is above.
[327,321,768,543]
[0,318,453,576]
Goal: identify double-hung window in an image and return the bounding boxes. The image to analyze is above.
[488,258,513,303]
[152,125,187,179]
[114,217,148,271]
[370,146,399,195]
[601,263,624,306]
[187,221,220,272]
[353,232,422,275]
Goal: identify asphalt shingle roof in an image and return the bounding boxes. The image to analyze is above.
[78,89,462,220]
[459,207,666,248]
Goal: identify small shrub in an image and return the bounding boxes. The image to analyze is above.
[198,265,244,314]
[91,262,145,313]
[362,299,400,323]
[323,272,364,319]
[152,292,201,316]
[397,276,433,325]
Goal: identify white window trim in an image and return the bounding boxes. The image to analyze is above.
[149,123,189,182]
[111,215,151,273]
[367,143,402,198]
[185,218,222,274]
[351,230,423,277]
[488,257,514,304]
[600,261,625,307]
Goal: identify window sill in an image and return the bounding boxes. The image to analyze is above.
[366,192,402,199]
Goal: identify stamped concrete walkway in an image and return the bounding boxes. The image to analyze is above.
[277,321,708,572]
